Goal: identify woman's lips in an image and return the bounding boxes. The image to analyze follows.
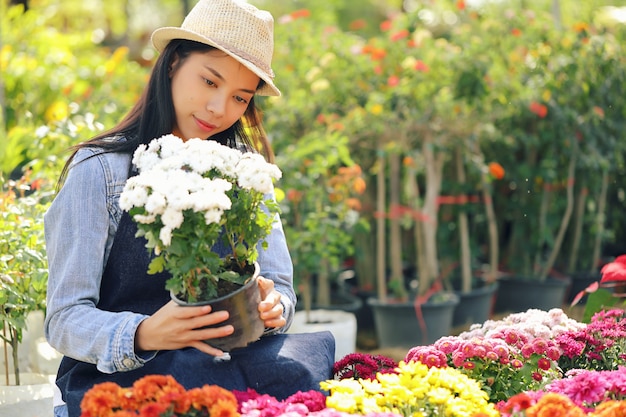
[194,116,216,133]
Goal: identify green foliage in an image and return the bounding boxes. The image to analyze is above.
[1,3,147,179]
[276,129,369,306]
[0,173,52,384]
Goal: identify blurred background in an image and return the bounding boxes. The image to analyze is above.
[3,0,626,362]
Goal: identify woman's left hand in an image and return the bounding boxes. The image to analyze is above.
[257,276,286,329]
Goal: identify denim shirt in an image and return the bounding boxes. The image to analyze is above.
[44,144,296,378]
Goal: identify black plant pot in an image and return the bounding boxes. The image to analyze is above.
[367,294,459,349]
[171,263,264,352]
[493,276,571,314]
[453,282,499,328]
[566,271,601,303]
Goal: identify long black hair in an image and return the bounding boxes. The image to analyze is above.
[57,39,273,188]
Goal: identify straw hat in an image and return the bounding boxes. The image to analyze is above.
[151,0,281,96]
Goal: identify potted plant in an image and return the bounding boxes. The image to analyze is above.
[119,134,282,351]
[0,173,52,385]
[276,129,367,360]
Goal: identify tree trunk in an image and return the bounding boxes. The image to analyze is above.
[455,148,472,292]
[567,183,587,273]
[376,152,387,301]
[534,184,551,272]
[591,168,609,273]
[389,152,404,293]
[316,257,331,307]
[406,163,426,299]
[538,143,578,280]
[419,132,444,295]
[481,174,499,283]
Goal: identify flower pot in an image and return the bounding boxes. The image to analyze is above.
[171,262,265,352]
[288,309,356,361]
[296,290,363,314]
[0,372,55,417]
[493,276,571,314]
[452,282,499,328]
[367,293,459,349]
[566,271,601,303]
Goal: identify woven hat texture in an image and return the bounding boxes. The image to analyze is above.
[152,0,280,96]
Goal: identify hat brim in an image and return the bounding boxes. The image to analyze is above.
[151,27,281,97]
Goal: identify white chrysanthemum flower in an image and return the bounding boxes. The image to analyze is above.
[144,191,168,216]
[132,145,160,172]
[204,208,224,224]
[190,178,232,212]
[159,226,173,247]
[156,134,186,159]
[119,179,149,210]
[236,153,281,193]
[161,207,184,231]
[133,213,157,224]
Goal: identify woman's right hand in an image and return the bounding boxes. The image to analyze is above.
[135,300,234,357]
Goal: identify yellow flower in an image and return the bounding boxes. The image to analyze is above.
[369,103,383,115]
[105,46,129,74]
[45,101,69,123]
[1,45,12,71]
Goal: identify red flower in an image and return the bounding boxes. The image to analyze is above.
[387,75,400,86]
[414,60,430,72]
[529,101,548,118]
[600,255,626,284]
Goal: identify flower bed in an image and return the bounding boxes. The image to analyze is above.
[79,308,626,417]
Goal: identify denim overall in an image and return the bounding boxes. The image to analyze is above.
[55,211,335,417]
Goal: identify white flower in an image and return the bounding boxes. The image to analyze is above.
[156,134,186,159]
[161,206,185,231]
[159,226,173,247]
[144,191,168,216]
[236,153,281,194]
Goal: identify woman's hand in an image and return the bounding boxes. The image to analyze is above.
[257,276,287,329]
[135,300,233,357]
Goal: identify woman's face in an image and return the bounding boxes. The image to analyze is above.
[170,50,260,141]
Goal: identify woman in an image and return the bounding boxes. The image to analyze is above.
[44,1,335,416]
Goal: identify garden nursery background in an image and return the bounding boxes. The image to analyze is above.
[3,0,626,416]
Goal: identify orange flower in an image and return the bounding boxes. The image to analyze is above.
[349,19,366,30]
[456,0,466,10]
[346,198,362,211]
[529,101,548,118]
[593,106,605,118]
[352,177,367,194]
[185,385,238,416]
[80,382,127,417]
[290,9,310,19]
[370,48,387,61]
[511,28,522,37]
[573,22,589,33]
[526,393,585,417]
[380,20,392,31]
[488,162,505,180]
[403,156,415,167]
[132,375,186,404]
[361,44,375,55]
[390,29,409,41]
[287,189,303,203]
